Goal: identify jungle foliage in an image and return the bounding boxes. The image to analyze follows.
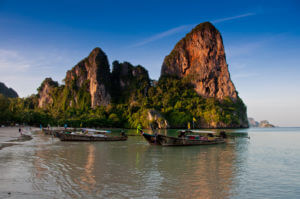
[0,73,247,129]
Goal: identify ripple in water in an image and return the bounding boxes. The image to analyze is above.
[0,128,300,198]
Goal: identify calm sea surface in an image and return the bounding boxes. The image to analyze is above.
[0,128,300,199]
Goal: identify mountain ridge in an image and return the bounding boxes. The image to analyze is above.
[0,82,18,98]
[0,22,249,129]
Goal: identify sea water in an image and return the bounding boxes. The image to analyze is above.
[0,128,300,198]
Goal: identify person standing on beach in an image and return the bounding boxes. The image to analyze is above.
[19,128,22,135]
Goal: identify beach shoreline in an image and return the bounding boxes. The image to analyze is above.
[0,127,36,150]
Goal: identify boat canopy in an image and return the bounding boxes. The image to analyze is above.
[82,128,111,133]
[177,130,217,134]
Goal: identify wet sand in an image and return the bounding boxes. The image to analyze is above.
[0,127,37,150]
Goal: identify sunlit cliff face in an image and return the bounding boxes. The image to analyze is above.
[65,47,111,108]
[161,22,237,101]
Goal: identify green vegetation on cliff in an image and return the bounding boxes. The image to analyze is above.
[0,73,247,129]
[0,22,249,128]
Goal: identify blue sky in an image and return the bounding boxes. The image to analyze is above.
[0,0,300,126]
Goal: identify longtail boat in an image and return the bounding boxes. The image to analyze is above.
[142,130,225,146]
[42,128,76,138]
[58,128,127,141]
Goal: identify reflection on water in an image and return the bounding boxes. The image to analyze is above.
[0,128,300,198]
[28,133,242,198]
[78,144,96,193]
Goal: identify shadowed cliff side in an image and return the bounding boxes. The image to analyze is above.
[0,82,18,98]
[111,61,150,103]
[65,47,111,108]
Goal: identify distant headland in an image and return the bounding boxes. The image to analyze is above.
[248,117,276,128]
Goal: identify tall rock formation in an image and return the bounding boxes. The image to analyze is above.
[37,48,152,110]
[65,47,111,107]
[161,22,237,100]
[0,82,18,98]
[37,78,58,108]
[160,22,248,128]
[111,61,150,103]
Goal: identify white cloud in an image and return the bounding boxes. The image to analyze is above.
[131,25,193,47]
[212,13,256,23]
[0,48,75,97]
[131,13,256,47]
[0,49,18,57]
[226,41,264,58]
[0,49,31,73]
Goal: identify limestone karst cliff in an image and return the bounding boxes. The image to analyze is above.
[34,22,249,128]
[161,22,237,100]
[37,48,151,111]
[111,61,150,103]
[37,78,58,108]
[65,47,111,108]
[38,48,113,109]
[160,22,248,128]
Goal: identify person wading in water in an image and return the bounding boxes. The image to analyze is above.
[137,124,143,134]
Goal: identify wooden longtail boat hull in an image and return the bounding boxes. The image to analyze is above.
[142,133,225,146]
[142,133,161,145]
[59,133,127,141]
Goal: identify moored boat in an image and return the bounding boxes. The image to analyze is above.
[58,128,127,141]
[42,128,75,138]
[142,130,225,146]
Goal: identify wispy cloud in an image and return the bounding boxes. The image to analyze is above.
[132,13,256,47]
[226,41,264,58]
[131,25,193,47]
[212,13,256,23]
[0,48,75,97]
[226,34,282,58]
[0,49,30,72]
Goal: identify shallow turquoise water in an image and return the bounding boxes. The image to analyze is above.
[0,128,300,198]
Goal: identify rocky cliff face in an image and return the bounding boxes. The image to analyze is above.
[0,82,18,98]
[33,37,248,128]
[37,48,151,110]
[161,22,237,100]
[65,47,111,107]
[147,109,169,129]
[37,78,58,108]
[111,61,150,103]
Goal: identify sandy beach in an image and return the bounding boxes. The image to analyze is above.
[0,127,37,150]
